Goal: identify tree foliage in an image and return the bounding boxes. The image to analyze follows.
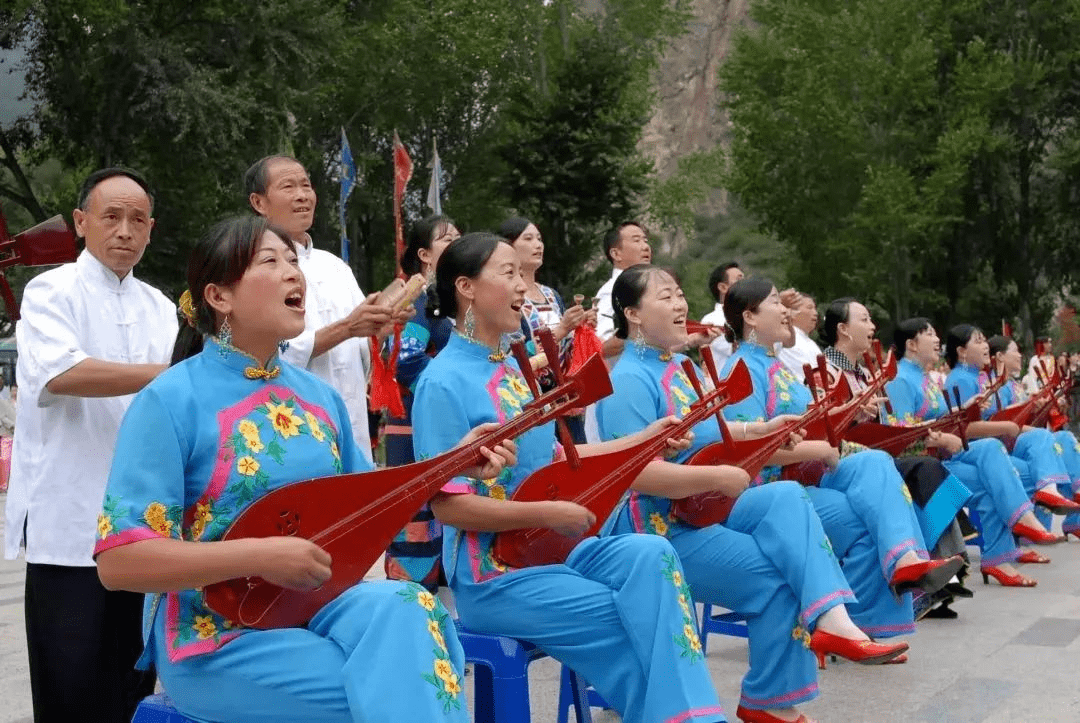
[721,0,1080,346]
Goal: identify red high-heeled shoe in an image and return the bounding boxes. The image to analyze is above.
[736,705,816,723]
[883,653,908,664]
[1017,549,1051,564]
[1033,489,1080,514]
[1012,522,1063,545]
[1064,529,1080,541]
[889,555,964,596]
[981,565,1037,587]
[809,629,908,670]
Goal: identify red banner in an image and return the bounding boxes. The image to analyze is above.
[392,131,413,277]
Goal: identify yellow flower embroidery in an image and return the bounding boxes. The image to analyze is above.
[670,569,683,588]
[144,502,173,536]
[305,412,325,442]
[330,441,340,460]
[1054,443,1064,455]
[780,392,791,402]
[443,673,462,697]
[434,658,455,683]
[97,514,113,539]
[193,615,218,640]
[237,456,260,476]
[497,387,522,410]
[265,401,305,438]
[238,420,259,440]
[488,484,507,500]
[428,620,447,651]
[683,624,702,653]
[416,591,437,612]
[650,512,669,536]
[191,502,213,541]
[507,376,529,398]
[246,437,264,453]
[900,484,912,504]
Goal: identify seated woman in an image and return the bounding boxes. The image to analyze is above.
[988,335,1080,541]
[597,265,907,723]
[385,214,460,590]
[93,216,514,723]
[886,318,1059,588]
[943,325,1080,518]
[498,216,595,442]
[820,298,974,614]
[412,234,726,723]
[717,279,962,644]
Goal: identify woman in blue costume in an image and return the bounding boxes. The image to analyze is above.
[385,215,459,590]
[412,233,727,723]
[716,279,962,644]
[818,298,975,617]
[596,266,909,723]
[93,216,515,723]
[885,318,1060,588]
[498,216,594,443]
[943,325,1080,524]
[988,335,1080,541]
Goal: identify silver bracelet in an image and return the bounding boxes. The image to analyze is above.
[742,421,749,437]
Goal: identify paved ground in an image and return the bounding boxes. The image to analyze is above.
[3,492,1080,722]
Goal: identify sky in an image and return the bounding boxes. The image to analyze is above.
[0,43,33,130]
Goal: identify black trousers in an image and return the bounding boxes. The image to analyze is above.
[24,563,156,723]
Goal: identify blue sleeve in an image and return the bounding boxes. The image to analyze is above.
[885,377,920,425]
[328,388,371,474]
[947,371,981,407]
[412,373,477,494]
[597,372,660,441]
[721,361,768,422]
[395,315,435,393]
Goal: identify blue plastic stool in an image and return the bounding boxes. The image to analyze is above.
[698,603,749,654]
[965,508,984,548]
[556,665,611,723]
[131,693,200,723]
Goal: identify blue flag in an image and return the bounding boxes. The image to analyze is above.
[338,127,357,262]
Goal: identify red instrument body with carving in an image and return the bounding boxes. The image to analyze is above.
[673,348,838,527]
[0,207,79,320]
[493,357,754,569]
[203,334,610,629]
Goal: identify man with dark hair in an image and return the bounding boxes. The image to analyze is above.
[594,221,651,350]
[701,261,744,365]
[4,167,176,722]
[246,154,396,462]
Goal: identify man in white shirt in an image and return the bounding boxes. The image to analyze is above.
[4,168,176,723]
[594,222,652,355]
[776,290,823,377]
[246,155,395,463]
[701,262,744,367]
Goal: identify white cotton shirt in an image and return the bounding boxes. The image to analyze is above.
[776,326,824,379]
[281,240,373,463]
[4,250,177,565]
[593,268,623,342]
[701,302,733,368]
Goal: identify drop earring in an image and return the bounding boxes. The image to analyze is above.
[217,316,233,356]
[633,327,647,358]
[747,328,758,346]
[462,304,476,342]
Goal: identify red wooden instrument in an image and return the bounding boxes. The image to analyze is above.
[493,357,753,568]
[799,349,896,442]
[686,319,722,336]
[672,347,837,527]
[0,206,79,321]
[203,339,611,629]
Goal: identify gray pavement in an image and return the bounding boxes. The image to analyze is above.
[2,491,1079,722]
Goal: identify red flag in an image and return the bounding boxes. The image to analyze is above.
[1002,319,1013,337]
[392,131,413,277]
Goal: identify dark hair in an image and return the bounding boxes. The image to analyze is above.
[497,216,533,244]
[988,335,1014,358]
[707,262,741,303]
[401,214,457,276]
[821,297,858,347]
[611,264,672,340]
[602,221,643,264]
[893,317,934,357]
[244,154,301,198]
[171,216,292,365]
[429,232,510,320]
[945,324,982,368]
[77,167,154,213]
[722,277,774,344]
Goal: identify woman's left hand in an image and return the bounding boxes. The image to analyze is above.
[456,422,518,479]
[645,415,694,456]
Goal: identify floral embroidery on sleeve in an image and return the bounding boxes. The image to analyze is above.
[144,501,183,538]
[662,552,703,663]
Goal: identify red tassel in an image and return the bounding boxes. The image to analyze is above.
[568,324,603,374]
[369,327,406,417]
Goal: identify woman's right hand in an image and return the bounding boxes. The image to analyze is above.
[254,537,333,591]
[556,305,588,339]
[538,500,596,537]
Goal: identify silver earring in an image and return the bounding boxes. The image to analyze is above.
[747,328,758,346]
[633,327,647,358]
[278,340,290,354]
[463,304,476,341]
[217,316,233,356]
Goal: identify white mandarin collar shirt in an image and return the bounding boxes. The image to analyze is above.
[776,326,824,380]
[594,267,624,342]
[701,301,733,368]
[281,238,373,463]
[4,250,177,565]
